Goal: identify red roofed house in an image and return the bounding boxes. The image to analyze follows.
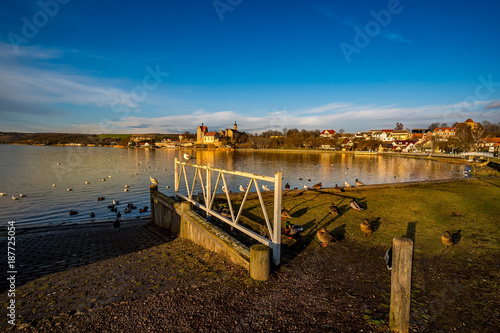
[320,129,336,138]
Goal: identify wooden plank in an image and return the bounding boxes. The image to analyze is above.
[389,237,414,333]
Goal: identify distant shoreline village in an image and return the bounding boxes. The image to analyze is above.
[1,118,499,155]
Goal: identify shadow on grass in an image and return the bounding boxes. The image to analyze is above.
[371,217,382,232]
[405,221,417,242]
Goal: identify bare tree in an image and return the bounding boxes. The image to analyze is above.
[395,122,404,130]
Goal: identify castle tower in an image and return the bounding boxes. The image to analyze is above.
[233,121,238,131]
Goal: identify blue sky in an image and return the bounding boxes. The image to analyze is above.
[1,0,499,134]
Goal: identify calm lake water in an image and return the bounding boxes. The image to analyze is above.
[0,145,468,227]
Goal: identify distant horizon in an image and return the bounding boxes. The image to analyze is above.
[1,1,499,134]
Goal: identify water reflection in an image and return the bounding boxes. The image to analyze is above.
[0,146,467,226]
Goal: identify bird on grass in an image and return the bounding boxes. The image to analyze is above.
[69,210,78,216]
[184,153,195,161]
[350,199,365,211]
[284,221,303,240]
[281,206,292,220]
[113,218,121,231]
[344,181,352,188]
[441,231,455,250]
[239,185,246,192]
[262,185,270,191]
[285,183,290,190]
[312,182,322,190]
[384,247,392,270]
[355,179,364,186]
[317,227,334,247]
[334,184,345,193]
[328,203,340,216]
[150,177,158,185]
[360,219,374,237]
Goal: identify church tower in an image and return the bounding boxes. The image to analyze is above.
[233,121,238,131]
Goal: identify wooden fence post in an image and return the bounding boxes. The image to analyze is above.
[389,236,414,333]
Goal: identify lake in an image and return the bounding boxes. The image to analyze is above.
[0,145,468,227]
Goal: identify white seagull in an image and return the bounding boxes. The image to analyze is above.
[344,181,352,188]
[150,177,158,185]
[239,185,246,192]
[262,185,270,191]
[184,153,195,161]
[303,185,310,190]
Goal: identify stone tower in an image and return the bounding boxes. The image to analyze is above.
[233,121,238,131]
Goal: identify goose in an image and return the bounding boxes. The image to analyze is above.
[328,203,340,216]
[350,199,365,211]
[355,179,364,186]
[184,153,195,161]
[281,206,292,220]
[69,210,78,216]
[344,181,352,188]
[312,182,322,190]
[360,219,374,237]
[150,177,158,185]
[262,185,270,191]
[284,221,303,240]
[285,183,290,190]
[317,227,334,247]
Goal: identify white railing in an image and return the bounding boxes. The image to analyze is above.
[174,158,282,265]
[460,152,494,158]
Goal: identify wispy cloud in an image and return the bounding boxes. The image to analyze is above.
[0,41,64,59]
[485,101,500,109]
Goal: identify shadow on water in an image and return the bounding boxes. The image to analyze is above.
[0,221,173,293]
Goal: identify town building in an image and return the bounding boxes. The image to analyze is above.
[320,129,336,138]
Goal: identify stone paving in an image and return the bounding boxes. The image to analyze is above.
[1,219,171,292]
[0,220,243,328]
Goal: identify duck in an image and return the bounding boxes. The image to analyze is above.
[102,178,106,181]
[262,185,270,191]
[98,197,105,201]
[12,196,19,201]
[124,188,129,192]
[85,181,90,184]
[67,188,73,192]
[285,183,290,190]
[384,247,393,270]
[281,206,292,220]
[150,177,158,185]
[344,181,352,188]
[116,212,121,218]
[113,218,121,231]
[312,182,322,190]
[328,203,340,216]
[184,153,195,161]
[284,221,303,239]
[19,193,27,197]
[127,203,137,209]
[218,205,231,218]
[110,206,118,213]
[334,184,345,193]
[350,199,365,211]
[52,184,56,187]
[360,219,374,237]
[124,185,129,188]
[355,179,364,186]
[317,227,334,247]
[112,200,119,205]
[124,207,131,214]
[90,212,95,218]
[441,231,455,250]
[0,192,6,196]
[69,210,78,216]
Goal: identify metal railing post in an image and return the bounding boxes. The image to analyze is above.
[272,171,282,266]
[174,157,179,200]
[206,163,211,221]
